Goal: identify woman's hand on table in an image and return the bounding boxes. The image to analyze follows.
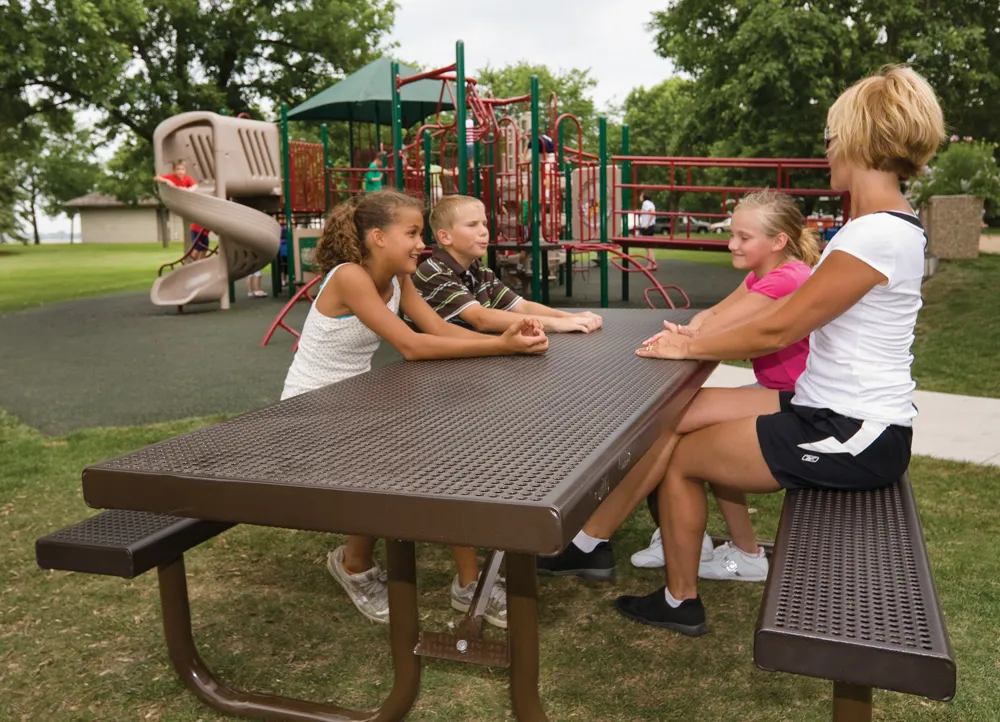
[636,329,693,359]
[641,320,699,347]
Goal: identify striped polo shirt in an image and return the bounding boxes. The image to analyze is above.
[413,248,522,325]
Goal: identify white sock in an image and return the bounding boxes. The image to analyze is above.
[572,530,608,553]
[663,587,684,609]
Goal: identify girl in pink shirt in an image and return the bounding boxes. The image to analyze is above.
[628,190,820,576]
[676,192,819,390]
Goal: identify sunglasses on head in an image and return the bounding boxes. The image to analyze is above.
[824,126,836,150]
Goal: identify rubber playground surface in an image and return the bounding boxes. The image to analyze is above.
[0,258,744,435]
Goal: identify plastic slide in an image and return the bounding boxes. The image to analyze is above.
[151,184,280,307]
[150,111,283,309]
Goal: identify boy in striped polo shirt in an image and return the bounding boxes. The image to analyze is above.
[414,195,602,333]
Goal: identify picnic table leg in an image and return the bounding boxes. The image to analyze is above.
[506,552,549,722]
[156,553,421,722]
[832,682,872,722]
[383,539,422,717]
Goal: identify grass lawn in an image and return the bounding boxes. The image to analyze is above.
[913,254,1000,397]
[0,243,185,312]
[2,411,998,721]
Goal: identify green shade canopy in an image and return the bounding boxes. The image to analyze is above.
[288,57,455,127]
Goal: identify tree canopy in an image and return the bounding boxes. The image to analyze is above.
[1,0,398,222]
[648,0,1000,160]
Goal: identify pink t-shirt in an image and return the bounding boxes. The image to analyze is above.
[744,261,811,391]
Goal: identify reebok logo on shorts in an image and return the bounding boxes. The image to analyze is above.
[801,454,820,463]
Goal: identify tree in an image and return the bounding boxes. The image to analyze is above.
[648,0,1000,161]
[476,62,603,151]
[13,118,101,244]
[621,77,709,214]
[7,0,398,194]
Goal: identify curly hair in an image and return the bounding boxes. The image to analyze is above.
[313,190,424,275]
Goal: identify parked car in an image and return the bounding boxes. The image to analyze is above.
[654,214,712,234]
[708,217,732,232]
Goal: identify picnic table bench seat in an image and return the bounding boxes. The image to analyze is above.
[35,509,231,578]
[755,473,956,721]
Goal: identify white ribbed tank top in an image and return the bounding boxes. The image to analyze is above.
[280,264,401,400]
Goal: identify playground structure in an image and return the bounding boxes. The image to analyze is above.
[234,39,845,340]
[151,113,282,310]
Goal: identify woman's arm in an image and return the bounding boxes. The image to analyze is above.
[639,252,885,360]
[695,289,781,335]
[333,265,547,360]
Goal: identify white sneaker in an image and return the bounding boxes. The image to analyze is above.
[630,529,714,569]
[450,574,508,629]
[326,546,390,624]
[698,541,769,582]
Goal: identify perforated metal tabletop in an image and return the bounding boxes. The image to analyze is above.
[83,309,713,554]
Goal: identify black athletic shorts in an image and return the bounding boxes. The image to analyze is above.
[756,392,912,491]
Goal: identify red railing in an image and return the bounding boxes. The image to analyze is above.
[288,141,326,213]
[609,155,848,250]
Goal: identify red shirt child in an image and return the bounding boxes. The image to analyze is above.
[156,171,205,236]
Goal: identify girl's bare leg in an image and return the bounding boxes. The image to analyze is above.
[343,535,378,574]
[710,487,759,553]
[450,546,481,587]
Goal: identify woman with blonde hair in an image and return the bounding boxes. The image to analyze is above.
[614,66,945,635]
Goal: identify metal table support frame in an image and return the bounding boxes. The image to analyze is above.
[155,544,550,721]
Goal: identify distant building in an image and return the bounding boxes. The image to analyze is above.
[62,193,187,244]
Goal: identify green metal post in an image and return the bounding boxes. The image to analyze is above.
[564,165,573,298]
[281,102,294,299]
[423,129,433,245]
[390,62,404,190]
[456,41,468,195]
[530,75,541,302]
[487,141,497,270]
[599,117,608,309]
[621,124,630,302]
[321,123,330,214]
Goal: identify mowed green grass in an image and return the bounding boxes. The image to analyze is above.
[0,243,186,312]
[912,253,1000,397]
[2,410,998,721]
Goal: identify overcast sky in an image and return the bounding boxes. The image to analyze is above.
[35,0,675,236]
[389,0,675,110]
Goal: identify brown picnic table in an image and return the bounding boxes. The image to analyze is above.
[79,308,714,721]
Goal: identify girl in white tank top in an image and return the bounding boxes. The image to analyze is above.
[279,190,548,628]
[280,265,400,400]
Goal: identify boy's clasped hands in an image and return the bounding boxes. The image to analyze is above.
[503,318,550,355]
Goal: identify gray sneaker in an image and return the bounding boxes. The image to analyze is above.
[326,546,390,624]
[450,574,508,629]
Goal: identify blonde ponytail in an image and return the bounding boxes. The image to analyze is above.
[736,189,821,267]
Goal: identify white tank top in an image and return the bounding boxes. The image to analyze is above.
[280,264,401,400]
